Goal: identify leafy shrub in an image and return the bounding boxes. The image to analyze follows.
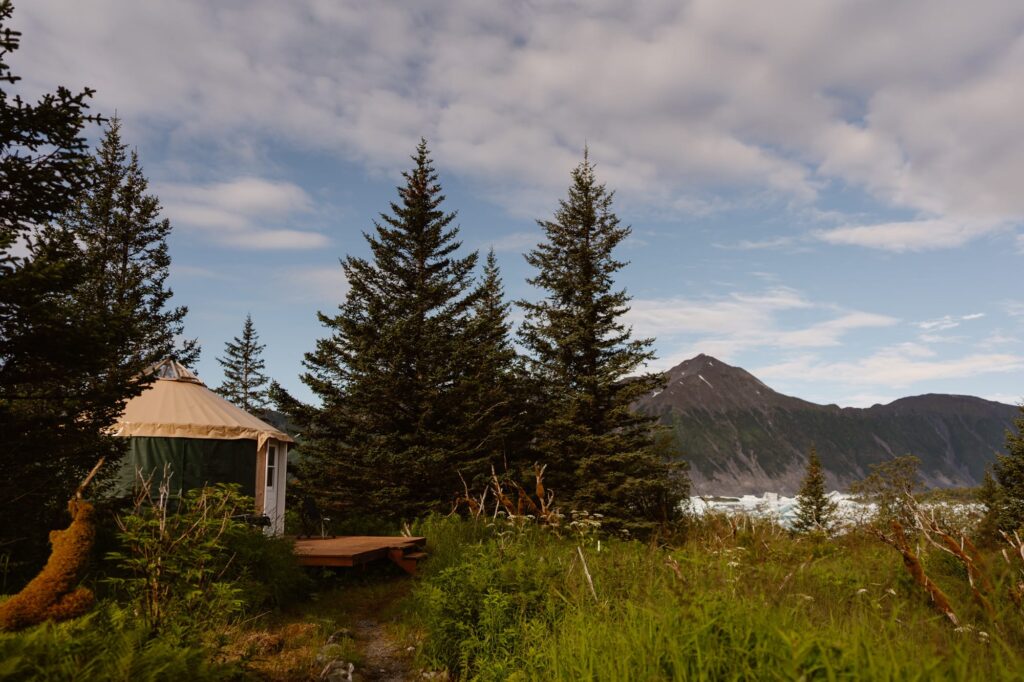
[849,455,923,528]
[0,602,240,681]
[105,478,310,638]
[415,540,562,676]
[105,483,248,637]
[221,529,312,610]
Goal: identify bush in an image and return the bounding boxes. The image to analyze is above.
[221,529,312,611]
[0,602,240,681]
[105,484,248,637]
[105,480,310,639]
[413,527,563,676]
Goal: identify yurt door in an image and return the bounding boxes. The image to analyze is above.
[264,443,280,527]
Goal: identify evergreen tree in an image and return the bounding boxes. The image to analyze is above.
[0,0,104,581]
[457,249,525,481]
[792,446,838,534]
[981,405,1024,533]
[1,117,193,581]
[216,314,270,412]
[293,140,480,519]
[0,0,99,245]
[518,151,687,534]
[58,117,198,373]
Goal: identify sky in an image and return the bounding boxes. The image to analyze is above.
[12,0,1024,407]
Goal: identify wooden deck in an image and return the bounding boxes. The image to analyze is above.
[292,535,428,575]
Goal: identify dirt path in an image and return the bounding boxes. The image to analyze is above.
[350,616,415,682]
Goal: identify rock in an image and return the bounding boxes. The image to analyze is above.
[316,643,347,665]
[320,659,354,682]
[328,628,355,643]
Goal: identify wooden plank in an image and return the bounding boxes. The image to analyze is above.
[296,556,355,567]
[291,536,426,569]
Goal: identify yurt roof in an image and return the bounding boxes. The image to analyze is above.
[113,359,293,447]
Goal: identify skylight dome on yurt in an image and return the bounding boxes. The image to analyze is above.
[113,358,292,534]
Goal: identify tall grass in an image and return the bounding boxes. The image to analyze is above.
[406,513,1024,680]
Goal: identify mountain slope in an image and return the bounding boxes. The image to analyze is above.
[635,354,1019,494]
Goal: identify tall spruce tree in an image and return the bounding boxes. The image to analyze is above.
[1,115,193,580]
[518,151,687,534]
[216,314,270,412]
[0,0,99,246]
[0,0,103,581]
[981,405,1024,533]
[458,249,525,482]
[792,446,837,534]
[58,117,197,374]
[294,140,480,519]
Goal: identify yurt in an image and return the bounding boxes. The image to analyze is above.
[112,359,293,534]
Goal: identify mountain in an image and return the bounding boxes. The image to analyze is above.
[634,354,1020,495]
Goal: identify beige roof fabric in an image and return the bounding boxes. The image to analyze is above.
[113,359,293,448]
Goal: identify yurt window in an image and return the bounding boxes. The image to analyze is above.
[267,445,277,488]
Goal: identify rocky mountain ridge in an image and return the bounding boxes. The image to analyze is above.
[635,354,1020,495]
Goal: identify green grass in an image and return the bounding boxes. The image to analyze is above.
[404,513,1024,680]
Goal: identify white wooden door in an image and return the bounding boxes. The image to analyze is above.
[264,443,279,529]
[262,442,288,534]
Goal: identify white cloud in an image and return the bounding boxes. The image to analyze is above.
[16,0,1024,245]
[487,231,540,253]
[275,265,349,305]
[986,393,1023,406]
[755,346,1023,388]
[835,393,899,408]
[918,315,960,332]
[713,236,800,251]
[815,219,1000,252]
[158,178,328,250]
[914,312,987,338]
[979,332,1019,348]
[626,287,899,370]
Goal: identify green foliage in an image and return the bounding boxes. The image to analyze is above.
[459,249,529,485]
[792,446,838,534]
[982,405,1024,534]
[0,0,99,241]
[1,117,194,584]
[849,454,923,528]
[408,515,1024,681]
[416,543,562,677]
[0,0,103,585]
[289,140,488,521]
[517,151,687,534]
[105,484,249,636]
[105,482,309,637]
[0,603,239,681]
[221,529,313,610]
[216,314,270,412]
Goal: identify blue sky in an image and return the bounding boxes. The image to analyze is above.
[15,1,1024,407]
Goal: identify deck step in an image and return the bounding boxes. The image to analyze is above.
[403,551,429,560]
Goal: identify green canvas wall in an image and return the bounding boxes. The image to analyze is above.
[117,436,257,497]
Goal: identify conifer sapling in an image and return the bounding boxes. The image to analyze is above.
[216,314,270,413]
[792,446,837,534]
[981,405,1024,533]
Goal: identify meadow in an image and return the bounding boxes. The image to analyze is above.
[398,509,1024,681]
[4,486,1024,681]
